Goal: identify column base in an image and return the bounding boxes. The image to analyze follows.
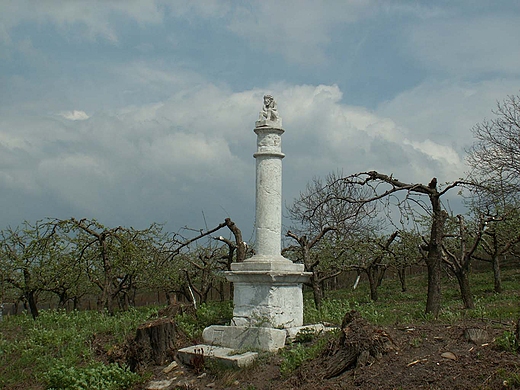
[225,259,310,328]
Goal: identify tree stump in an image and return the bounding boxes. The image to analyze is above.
[128,318,176,371]
[464,328,489,344]
[322,311,396,379]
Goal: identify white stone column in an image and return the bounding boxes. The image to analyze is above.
[253,126,284,258]
[225,95,310,329]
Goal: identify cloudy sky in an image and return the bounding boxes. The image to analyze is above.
[1,1,520,241]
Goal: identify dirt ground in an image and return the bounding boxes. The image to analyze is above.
[141,318,520,390]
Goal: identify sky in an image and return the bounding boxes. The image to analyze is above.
[1,1,520,242]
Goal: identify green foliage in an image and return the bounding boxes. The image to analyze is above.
[495,330,519,353]
[497,368,520,387]
[44,362,140,390]
[0,307,155,388]
[302,267,520,327]
[279,332,335,376]
[175,301,233,341]
[304,298,351,324]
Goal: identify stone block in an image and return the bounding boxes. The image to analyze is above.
[202,325,287,352]
[176,344,258,368]
[225,268,310,328]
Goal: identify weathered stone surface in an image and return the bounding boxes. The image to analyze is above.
[162,360,178,374]
[203,325,286,352]
[257,94,282,128]
[252,126,285,258]
[145,379,174,390]
[177,344,258,368]
[223,115,310,329]
[225,270,308,328]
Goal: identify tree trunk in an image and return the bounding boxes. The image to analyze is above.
[311,271,323,310]
[492,254,502,293]
[26,290,39,319]
[323,311,396,379]
[398,267,407,292]
[366,270,378,302]
[425,251,442,317]
[57,291,68,309]
[455,269,475,309]
[425,198,447,317]
[376,267,386,288]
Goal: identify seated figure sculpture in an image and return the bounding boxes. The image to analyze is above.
[257,95,282,127]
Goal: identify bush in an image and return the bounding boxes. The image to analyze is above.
[44,362,140,390]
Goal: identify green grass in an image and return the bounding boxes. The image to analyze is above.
[279,329,338,376]
[174,301,233,342]
[0,267,518,388]
[304,267,520,326]
[0,307,157,389]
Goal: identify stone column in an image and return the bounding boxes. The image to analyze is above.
[227,95,310,328]
[253,126,285,259]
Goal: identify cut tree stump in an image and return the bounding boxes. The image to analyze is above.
[322,311,396,379]
[128,318,176,371]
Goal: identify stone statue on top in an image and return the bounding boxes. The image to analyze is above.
[256,95,282,127]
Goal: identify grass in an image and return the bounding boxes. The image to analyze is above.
[0,307,157,389]
[0,267,518,388]
[304,267,520,326]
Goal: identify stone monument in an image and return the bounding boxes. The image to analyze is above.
[226,95,310,329]
[180,96,311,360]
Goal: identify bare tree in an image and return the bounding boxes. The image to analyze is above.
[349,231,399,302]
[317,171,471,317]
[441,214,493,309]
[467,94,520,197]
[392,230,423,293]
[286,172,375,309]
[470,207,520,293]
[62,218,163,314]
[285,227,337,310]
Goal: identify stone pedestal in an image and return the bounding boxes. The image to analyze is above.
[226,266,309,328]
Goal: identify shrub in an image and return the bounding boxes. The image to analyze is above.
[44,362,140,390]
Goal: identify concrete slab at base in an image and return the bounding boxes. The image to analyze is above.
[176,344,258,368]
[203,325,286,352]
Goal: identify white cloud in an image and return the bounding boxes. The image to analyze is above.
[59,110,90,121]
[404,139,461,166]
[377,78,520,152]
[1,77,514,233]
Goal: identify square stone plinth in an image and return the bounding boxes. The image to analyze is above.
[225,263,310,328]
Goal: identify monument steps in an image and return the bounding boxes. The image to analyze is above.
[176,324,335,369]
